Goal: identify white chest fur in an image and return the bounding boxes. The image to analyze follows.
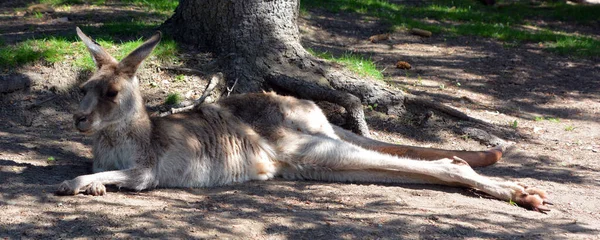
[92,134,138,173]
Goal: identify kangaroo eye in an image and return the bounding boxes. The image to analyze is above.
[106,89,118,98]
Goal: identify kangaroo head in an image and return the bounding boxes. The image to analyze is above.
[73,27,161,134]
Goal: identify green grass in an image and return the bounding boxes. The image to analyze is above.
[174,74,185,82]
[510,120,518,129]
[533,116,562,123]
[164,92,182,105]
[0,34,179,71]
[39,0,178,13]
[0,0,180,70]
[120,0,179,12]
[39,0,84,5]
[547,117,560,123]
[308,48,384,80]
[0,37,80,69]
[301,0,600,57]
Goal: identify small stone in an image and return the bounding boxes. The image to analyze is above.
[395,61,411,69]
[368,33,390,43]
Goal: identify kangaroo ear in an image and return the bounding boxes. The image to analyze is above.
[118,31,162,77]
[76,27,117,69]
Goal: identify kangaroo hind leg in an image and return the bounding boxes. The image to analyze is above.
[277,133,550,212]
[332,125,505,167]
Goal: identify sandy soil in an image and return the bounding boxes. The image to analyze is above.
[1,2,599,239]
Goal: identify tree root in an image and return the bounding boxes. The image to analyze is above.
[404,95,491,127]
[266,72,370,137]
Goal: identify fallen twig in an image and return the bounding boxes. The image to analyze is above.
[227,78,238,96]
[159,73,223,117]
[405,95,490,126]
[197,73,222,103]
[26,96,58,109]
[159,66,206,76]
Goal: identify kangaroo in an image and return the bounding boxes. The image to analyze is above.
[57,27,551,212]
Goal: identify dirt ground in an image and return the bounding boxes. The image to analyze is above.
[1,1,599,239]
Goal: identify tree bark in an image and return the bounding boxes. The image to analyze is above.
[164,0,304,92]
[163,0,410,136]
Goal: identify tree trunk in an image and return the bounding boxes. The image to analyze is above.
[163,0,408,136]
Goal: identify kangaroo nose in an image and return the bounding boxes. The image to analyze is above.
[73,112,93,133]
[77,115,87,123]
[74,113,88,124]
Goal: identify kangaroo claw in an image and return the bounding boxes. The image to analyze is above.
[513,186,552,213]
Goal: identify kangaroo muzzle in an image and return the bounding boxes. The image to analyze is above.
[73,112,93,133]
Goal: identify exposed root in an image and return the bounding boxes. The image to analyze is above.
[267,72,370,136]
[405,95,491,126]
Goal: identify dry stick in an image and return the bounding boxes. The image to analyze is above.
[404,95,491,126]
[226,78,238,97]
[404,95,508,146]
[159,73,222,117]
[158,66,206,76]
[26,96,58,109]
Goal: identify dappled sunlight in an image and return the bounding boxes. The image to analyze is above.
[1,0,599,239]
[2,175,598,238]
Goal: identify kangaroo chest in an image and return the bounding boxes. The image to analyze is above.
[92,133,139,173]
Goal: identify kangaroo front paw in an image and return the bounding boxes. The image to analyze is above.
[85,181,106,196]
[513,186,552,213]
[56,180,80,196]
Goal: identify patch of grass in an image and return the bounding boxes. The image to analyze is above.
[301,0,600,57]
[307,48,383,80]
[164,92,182,105]
[39,0,84,6]
[564,125,575,131]
[153,39,179,62]
[547,117,560,123]
[533,116,563,124]
[39,0,178,13]
[174,74,185,82]
[0,33,179,71]
[74,37,179,71]
[0,37,82,69]
[33,11,44,19]
[120,0,179,12]
[366,103,378,111]
[510,120,518,129]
